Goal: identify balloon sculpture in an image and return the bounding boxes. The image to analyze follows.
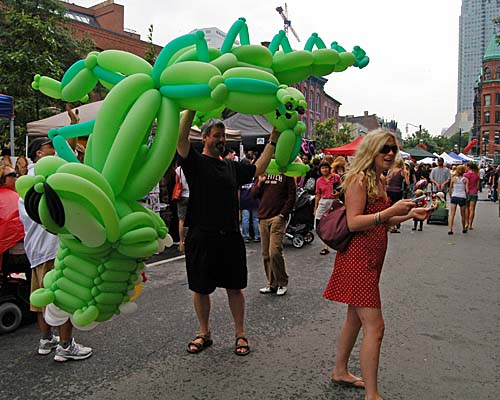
[17,18,369,328]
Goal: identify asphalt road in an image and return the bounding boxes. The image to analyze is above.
[1,195,498,400]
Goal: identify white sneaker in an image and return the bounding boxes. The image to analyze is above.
[276,286,287,296]
[259,286,276,294]
[38,335,59,355]
[54,338,92,362]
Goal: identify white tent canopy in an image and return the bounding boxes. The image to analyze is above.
[417,157,437,164]
[459,152,474,161]
[439,152,462,165]
[27,101,103,136]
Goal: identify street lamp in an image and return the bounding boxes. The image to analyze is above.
[406,123,422,141]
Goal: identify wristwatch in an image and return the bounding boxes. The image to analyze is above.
[268,140,277,146]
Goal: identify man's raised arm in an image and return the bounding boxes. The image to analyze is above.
[254,128,281,176]
[177,110,196,159]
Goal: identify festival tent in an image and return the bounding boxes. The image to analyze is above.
[324,136,364,156]
[448,152,467,163]
[0,94,15,156]
[399,150,410,159]
[223,113,271,149]
[26,101,102,137]
[404,147,436,160]
[416,157,437,164]
[459,152,474,161]
[439,152,461,165]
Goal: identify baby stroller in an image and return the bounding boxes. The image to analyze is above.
[285,187,315,248]
[0,245,35,334]
[426,191,449,225]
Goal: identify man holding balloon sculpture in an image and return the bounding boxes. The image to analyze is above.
[177,110,281,356]
[18,137,92,362]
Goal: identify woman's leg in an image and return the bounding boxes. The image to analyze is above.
[356,306,385,400]
[459,203,467,231]
[468,200,477,228]
[332,305,364,384]
[448,203,457,233]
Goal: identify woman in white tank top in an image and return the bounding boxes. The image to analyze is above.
[448,165,469,235]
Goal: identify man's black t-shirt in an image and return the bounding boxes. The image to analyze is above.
[180,145,256,232]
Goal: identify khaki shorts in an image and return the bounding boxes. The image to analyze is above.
[30,260,55,312]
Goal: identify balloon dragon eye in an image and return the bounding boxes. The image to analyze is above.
[25,187,43,225]
[43,183,65,227]
[296,106,305,115]
[285,102,293,111]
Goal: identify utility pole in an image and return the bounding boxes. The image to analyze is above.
[458,128,462,153]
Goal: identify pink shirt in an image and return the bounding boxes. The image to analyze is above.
[464,171,479,194]
[316,174,341,199]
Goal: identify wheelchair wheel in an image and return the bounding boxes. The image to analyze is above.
[291,234,305,248]
[0,302,22,334]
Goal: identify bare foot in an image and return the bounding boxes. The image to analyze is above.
[331,370,365,388]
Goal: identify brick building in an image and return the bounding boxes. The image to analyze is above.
[474,34,500,159]
[339,112,400,141]
[293,77,341,138]
[62,0,161,57]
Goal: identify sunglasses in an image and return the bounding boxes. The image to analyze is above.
[379,145,398,154]
[4,172,16,178]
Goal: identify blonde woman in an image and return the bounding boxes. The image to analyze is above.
[323,129,429,400]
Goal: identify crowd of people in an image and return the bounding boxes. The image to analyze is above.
[2,119,500,400]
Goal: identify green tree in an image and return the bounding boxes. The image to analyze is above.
[311,117,352,150]
[144,24,157,64]
[0,0,93,153]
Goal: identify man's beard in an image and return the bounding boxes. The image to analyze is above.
[215,142,225,155]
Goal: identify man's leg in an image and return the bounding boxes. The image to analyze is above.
[188,292,211,351]
[226,288,248,355]
[259,218,274,288]
[269,216,288,287]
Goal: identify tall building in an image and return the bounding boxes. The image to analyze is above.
[188,27,239,49]
[474,34,500,160]
[446,0,500,136]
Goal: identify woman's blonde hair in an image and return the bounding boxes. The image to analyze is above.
[342,129,398,201]
[455,164,466,176]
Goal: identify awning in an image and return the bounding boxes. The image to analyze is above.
[439,152,462,165]
[324,136,364,156]
[404,147,436,160]
[448,152,467,162]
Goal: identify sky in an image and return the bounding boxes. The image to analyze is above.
[71,0,462,137]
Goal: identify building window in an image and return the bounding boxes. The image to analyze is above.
[484,111,490,124]
[315,94,320,114]
[496,93,500,105]
[496,66,500,79]
[495,131,500,145]
[484,94,491,106]
[302,86,307,102]
[309,118,314,135]
[496,111,500,123]
[309,89,314,110]
[484,67,491,80]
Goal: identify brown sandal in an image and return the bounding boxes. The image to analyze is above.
[187,333,213,354]
[234,336,250,356]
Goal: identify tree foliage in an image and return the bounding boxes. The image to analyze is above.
[311,117,352,150]
[402,128,470,154]
[0,0,94,153]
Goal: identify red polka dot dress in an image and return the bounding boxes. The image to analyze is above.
[323,196,390,309]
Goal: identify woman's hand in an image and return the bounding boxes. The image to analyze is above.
[389,199,416,216]
[409,207,431,220]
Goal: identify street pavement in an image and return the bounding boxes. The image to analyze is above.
[1,194,498,400]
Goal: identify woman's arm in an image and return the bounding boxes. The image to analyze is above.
[449,176,455,195]
[403,168,410,185]
[314,193,320,214]
[345,175,416,232]
[464,177,469,194]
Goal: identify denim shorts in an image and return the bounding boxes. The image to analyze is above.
[467,194,478,203]
[450,196,467,207]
